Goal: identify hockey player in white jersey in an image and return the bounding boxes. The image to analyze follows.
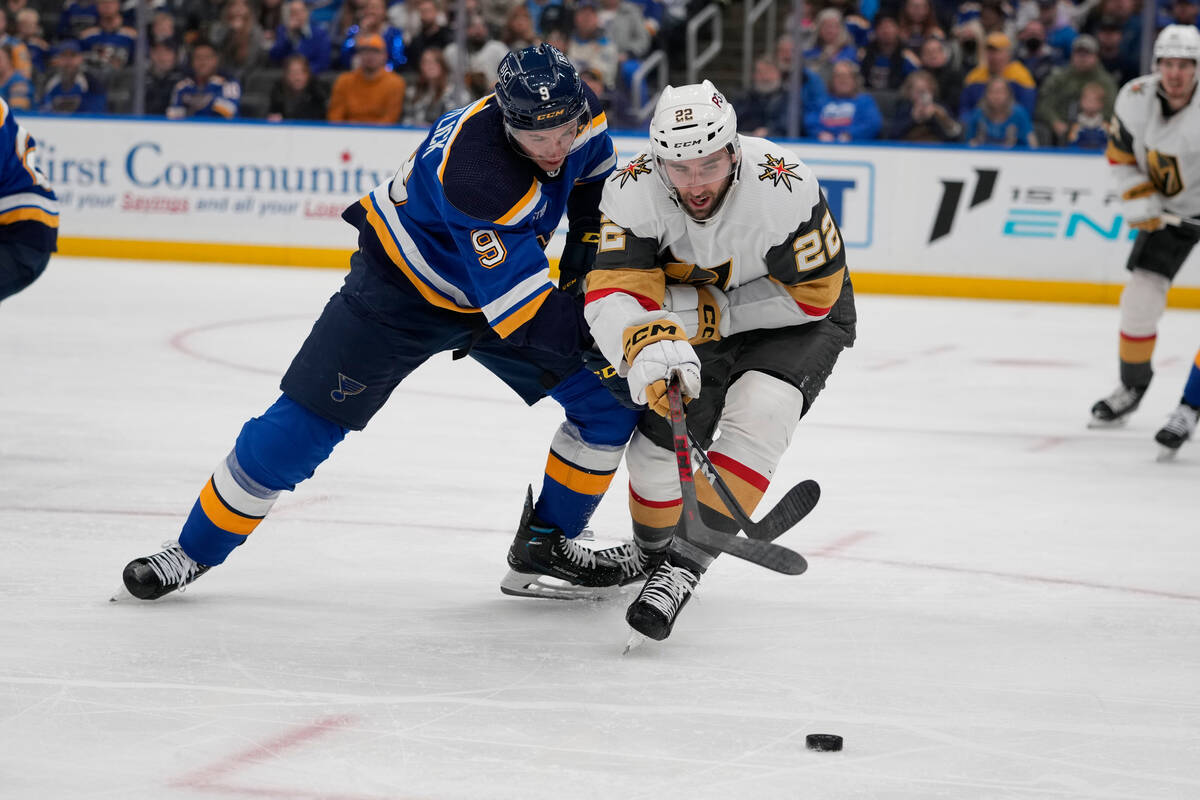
[1090,24,1200,429]
[584,82,857,641]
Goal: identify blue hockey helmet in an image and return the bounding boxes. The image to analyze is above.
[495,44,588,131]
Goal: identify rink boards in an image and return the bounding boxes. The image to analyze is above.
[25,112,1200,306]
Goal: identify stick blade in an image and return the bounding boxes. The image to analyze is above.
[750,479,821,542]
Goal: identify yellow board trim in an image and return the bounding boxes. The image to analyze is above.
[52,243,1200,310]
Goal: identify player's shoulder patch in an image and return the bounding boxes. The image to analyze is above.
[440,101,542,224]
[609,152,653,189]
[754,151,805,192]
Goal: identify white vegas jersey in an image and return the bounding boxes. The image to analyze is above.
[1107,73,1200,217]
[584,135,849,370]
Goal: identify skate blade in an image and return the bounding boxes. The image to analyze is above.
[622,630,647,655]
[498,570,621,601]
[109,583,134,602]
[1087,416,1130,429]
[1156,446,1180,462]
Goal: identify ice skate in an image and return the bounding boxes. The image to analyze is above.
[499,487,625,600]
[1155,404,1199,461]
[593,540,667,586]
[624,555,702,642]
[117,541,211,601]
[1089,384,1147,428]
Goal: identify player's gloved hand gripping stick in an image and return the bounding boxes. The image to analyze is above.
[665,378,814,575]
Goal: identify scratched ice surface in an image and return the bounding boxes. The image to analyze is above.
[1,257,1198,800]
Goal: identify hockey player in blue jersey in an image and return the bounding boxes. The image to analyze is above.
[118,45,643,602]
[0,97,57,303]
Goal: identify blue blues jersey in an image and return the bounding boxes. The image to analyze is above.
[0,98,58,250]
[79,23,138,69]
[167,75,241,119]
[342,88,615,354]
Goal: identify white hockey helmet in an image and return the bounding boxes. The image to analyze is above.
[1154,24,1200,63]
[650,81,739,162]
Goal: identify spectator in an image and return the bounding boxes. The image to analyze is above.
[167,40,241,119]
[56,0,99,41]
[0,10,30,78]
[13,8,46,75]
[1094,16,1137,85]
[444,13,507,98]
[0,43,32,108]
[402,46,465,125]
[805,8,861,81]
[952,0,1017,72]
[813,59,883,141]
[915,34,962,109]
[327,32,405,123]
[1036,34,1114,143]
[772,34,830,136]
[78,0,136,72]
[40,39,106,112]
[340,0,405,70]
[965,75,1036,146]
[502,4,540,50]
[596,0,652,62]
[1016,20,1060,84]
[567,1,619,88]
[528,0,567,35]
[211,0,267,82]
[888,68,962,140]
[269,0,331,73]
[258,0,284,46]
[267,53,327,120]
[1030,0,1076,53]
[1167,0,1198,26]
[405,0,454,75]
[736,56,789,136]
[897,0,946,49]
[148,9,179,49]
[309,0,343,31]
[1063,80,1108,149]
[144,38,184,114]
[860,13,919,89]
[960,31,1037,119]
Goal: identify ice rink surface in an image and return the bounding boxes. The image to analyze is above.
[2,256,1198,800]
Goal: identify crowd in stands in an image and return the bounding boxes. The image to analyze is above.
[0,0,1194,147]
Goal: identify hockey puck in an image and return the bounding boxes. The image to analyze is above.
[805,733,843,752]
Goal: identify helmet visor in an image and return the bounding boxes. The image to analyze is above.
[658,149,737,189]
[507,112,590,163]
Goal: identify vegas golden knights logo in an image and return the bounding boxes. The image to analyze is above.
[1147,150,1183,197]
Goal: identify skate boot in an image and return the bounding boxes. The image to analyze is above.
[121,541,210,600]
[594,541,668,586]
[625,554,702,641]
[1155,403,1199,461]
[500,487,625,599]
[1089,384,1147,427]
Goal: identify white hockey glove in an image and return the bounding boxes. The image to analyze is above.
[623,318,702,416]
[663,284,730,345]
[1122,182,1164,233]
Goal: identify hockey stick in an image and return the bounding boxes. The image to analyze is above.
[686,435,821,543]
[1163,213,1200,233]
[666,379,808,575]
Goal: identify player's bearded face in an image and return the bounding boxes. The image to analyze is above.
[662,151,736,220]
[1158,57,1198,100]
[510,116,584,172]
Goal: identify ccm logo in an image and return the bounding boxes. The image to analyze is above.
[536,109,566,120]
[629,322,680,346]
[674,140,701,148]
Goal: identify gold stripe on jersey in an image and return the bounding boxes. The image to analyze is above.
[491,286,552,338]
[198,478,262,536]
[495,179,540,225]
[775,267,845,313]
[1106,115,1137,164]
[0,207,58,227]
[360,197,475,314]
[586,267,665,304]
[1121,181,1157,201]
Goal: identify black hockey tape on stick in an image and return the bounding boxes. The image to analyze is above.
[1163,213,1200,233]
[687,434,821,543]
[666,378,808,575]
